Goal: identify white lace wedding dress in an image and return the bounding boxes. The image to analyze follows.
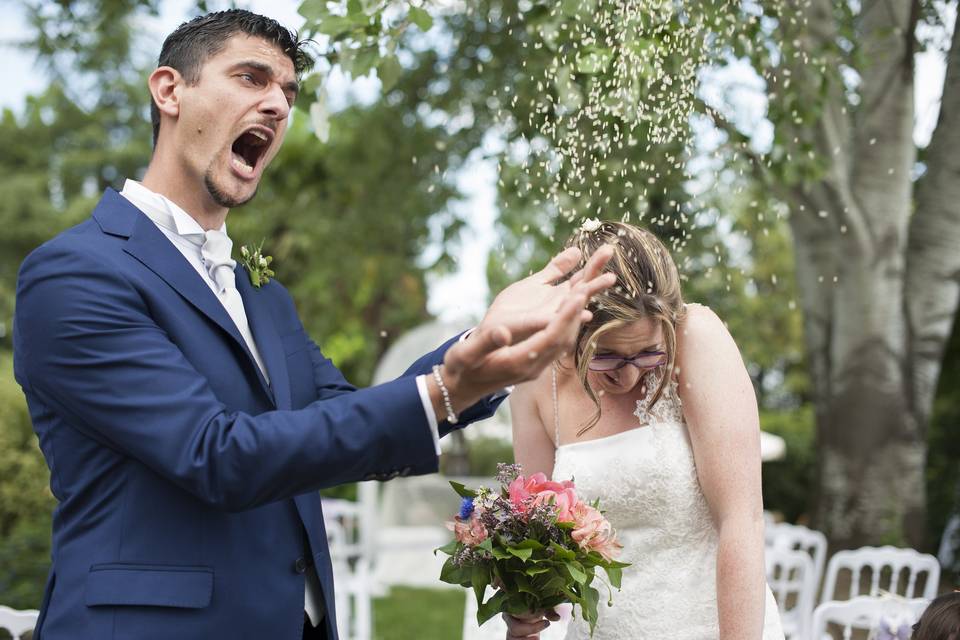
[462,371,785,640]
[551,370,785,639]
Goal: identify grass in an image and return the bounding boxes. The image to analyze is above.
[373,586,466,640]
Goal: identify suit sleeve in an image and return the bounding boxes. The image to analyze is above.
[294,309,506,435]
[14,244,440,512]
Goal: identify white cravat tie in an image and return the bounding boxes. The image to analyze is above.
[188,230,270,386]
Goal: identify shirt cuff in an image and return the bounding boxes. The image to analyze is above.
[416,374,442,456]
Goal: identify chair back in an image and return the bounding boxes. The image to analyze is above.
[0,605,39,639]
[810,595,928,640]
[323,498,373,640]
[821,546,941,603]
[765,546,817,640]
[767,522,829,595]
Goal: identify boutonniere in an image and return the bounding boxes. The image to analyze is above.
[239,241,275,288]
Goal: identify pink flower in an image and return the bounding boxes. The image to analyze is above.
[508,473,577,515]
[533,487,580,523]
[570,502,623,561]
[447,516,488,546]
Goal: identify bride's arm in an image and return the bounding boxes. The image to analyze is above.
[677,304,767,640]
[510,372,556,478]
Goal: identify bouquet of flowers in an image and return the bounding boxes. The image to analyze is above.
[437,463,629,636]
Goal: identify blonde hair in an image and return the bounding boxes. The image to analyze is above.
[563,221,686,436]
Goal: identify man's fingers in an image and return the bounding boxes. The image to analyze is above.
[446,324,512,373]
[578,243,615,283]
[497,289,587,377]
[538,247,582,283]
[574,271,617,301]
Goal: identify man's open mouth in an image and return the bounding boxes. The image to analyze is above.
[230,126,273,175]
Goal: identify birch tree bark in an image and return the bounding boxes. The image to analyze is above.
[773,0,960,548]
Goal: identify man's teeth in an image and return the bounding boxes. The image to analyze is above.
[231,154,253,173]
[249,130,268,142]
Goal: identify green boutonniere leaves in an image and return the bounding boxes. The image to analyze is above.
[239,241,275,288]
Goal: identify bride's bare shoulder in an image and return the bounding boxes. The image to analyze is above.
[677,302,726,343]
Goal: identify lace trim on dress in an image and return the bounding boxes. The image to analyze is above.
[633,367,684,427]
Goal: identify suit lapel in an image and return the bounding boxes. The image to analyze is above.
[94,190,276,405]
[235,266,292,410]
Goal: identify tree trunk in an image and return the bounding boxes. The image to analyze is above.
[786,0,926,548]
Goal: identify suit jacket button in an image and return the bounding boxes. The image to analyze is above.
[294,557,308,573]
[399,467,412,477]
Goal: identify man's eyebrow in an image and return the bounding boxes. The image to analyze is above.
[233,60,300,95]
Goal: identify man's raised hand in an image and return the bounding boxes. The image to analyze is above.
[434,244,615,415]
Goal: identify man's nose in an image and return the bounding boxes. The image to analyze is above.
[259,82,291,121]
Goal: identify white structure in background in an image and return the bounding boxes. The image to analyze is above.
[365,320,498,592]
[0,605,38,639]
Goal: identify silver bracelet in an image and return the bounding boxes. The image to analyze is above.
[432,364,458,424]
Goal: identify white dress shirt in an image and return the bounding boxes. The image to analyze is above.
[119,179,445,627]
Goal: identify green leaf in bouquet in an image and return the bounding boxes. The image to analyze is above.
[549,541,576,561]
[434,539,459,557]
[514,538,545,550]
[476,589,510,626]
[565,562,588,585]
[488,545,511,560]
[506,546,534,562]
[507,573,532,596]
[439,557,470,587]
[603,564,623,590]
[471,564,489,603]
[449,481,478,499]
[476,537,494,553]
[582,583,601,636]
[523,565,551,576]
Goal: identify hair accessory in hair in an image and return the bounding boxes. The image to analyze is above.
[580,217,602,233]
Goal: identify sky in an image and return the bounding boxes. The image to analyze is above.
[0,1,952,324]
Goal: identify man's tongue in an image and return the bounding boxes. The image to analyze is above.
[231,132,263,174]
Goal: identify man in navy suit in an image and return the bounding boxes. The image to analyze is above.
[12,9,614,640]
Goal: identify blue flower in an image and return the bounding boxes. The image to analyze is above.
[459,497,475,520]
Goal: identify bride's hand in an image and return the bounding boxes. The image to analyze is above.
[503,609,560,640]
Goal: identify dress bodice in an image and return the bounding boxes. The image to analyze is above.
[551,371,784,640]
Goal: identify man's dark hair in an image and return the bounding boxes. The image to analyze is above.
[150,9,313,146]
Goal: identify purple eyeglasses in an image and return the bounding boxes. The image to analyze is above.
[588,351,667,372]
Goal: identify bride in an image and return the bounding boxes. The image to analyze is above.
[502,221,784,639]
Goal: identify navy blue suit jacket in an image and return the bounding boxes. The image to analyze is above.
[13,189,501,640]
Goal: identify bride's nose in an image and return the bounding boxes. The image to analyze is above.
[609,366,642,389]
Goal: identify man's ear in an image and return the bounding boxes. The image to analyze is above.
[149,66,183,120]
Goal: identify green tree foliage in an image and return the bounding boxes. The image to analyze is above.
[0,356,54,610]
[0,0,470,606]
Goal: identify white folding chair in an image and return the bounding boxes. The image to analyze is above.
[323,498,373,640]
[810,595,928,640]
[765,546,817,640]
[0,605,39,640]
[820,546,941,603]
[766,522,828,596]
